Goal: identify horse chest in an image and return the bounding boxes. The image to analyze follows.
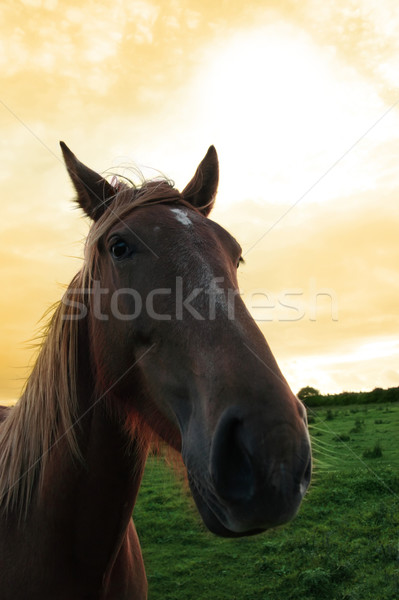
[0,518,147,600]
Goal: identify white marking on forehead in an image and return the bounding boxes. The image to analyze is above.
[168,211,230,318]
[170,208,192,227]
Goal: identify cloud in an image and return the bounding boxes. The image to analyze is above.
[300,0,399,102]
[1,0,399,400]
[222,190,399,393]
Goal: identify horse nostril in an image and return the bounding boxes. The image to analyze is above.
[210,413,255,503]
[210,407,312,525]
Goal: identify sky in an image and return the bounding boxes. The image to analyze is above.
[1,0,399,403]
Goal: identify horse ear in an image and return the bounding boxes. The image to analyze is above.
[182,146,219,216]
[60,142,116,221]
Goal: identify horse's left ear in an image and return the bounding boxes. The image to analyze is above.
[182,146,219,216]
[60,141,116,221]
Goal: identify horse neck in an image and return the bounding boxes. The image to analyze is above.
[1,304,149,579]
[71,402,148,577]
[45,314,149,571]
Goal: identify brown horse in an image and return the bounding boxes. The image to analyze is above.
[0,143,311,599]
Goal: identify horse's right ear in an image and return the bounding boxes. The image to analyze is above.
[60,142,116,221]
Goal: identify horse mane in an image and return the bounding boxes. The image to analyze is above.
[0,177,191,518]
[0,289,82,517]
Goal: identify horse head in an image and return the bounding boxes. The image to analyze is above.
[61,142,311,537]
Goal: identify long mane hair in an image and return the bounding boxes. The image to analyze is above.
[0,178,191,518]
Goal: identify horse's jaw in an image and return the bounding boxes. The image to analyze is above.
[186,468,307,538]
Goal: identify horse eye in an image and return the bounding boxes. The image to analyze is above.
[110,240,130,260]
[237,256,244,269]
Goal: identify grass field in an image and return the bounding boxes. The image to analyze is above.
[134,403,399,600]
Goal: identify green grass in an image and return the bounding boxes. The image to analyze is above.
[134,403,399,600]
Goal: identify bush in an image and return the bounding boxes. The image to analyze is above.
[363,442,383,459]
[333,434,350,442]
[350,418,364,434]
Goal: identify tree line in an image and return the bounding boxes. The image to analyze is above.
[297,385,399,407]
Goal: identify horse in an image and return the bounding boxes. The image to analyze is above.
[0,143,311,599]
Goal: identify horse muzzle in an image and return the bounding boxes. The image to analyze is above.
[186,405,312,537]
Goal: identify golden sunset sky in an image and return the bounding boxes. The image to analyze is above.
[1,0,398,404]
